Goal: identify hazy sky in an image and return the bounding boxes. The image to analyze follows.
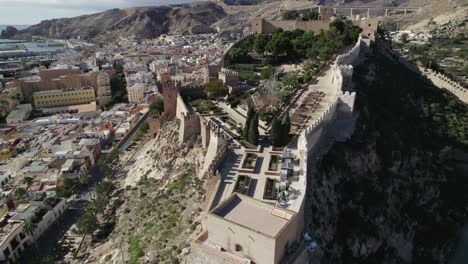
[0,0,201,25]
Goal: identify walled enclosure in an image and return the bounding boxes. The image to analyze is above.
[186,25,371,263]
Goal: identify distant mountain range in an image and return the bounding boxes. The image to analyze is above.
[0,2,235,42]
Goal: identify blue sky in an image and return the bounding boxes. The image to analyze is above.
[0,0,201,25]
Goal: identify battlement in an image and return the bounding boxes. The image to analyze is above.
[204,65,221,84]
[207,143,229,175]
[335,36,364,66]
[338,65,354,77]
[219,67,239,77]
[149,115,162,137]
[162,80,182,92]
[209,122,228,139]
[163,80,182,118]
[423,68,468,103]
[219,67,240,87]
[303,99,338,135]
[338,91,356,114]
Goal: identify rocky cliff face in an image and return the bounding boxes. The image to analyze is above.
[308,49,468,263]
[83,120,207,263]
[2,2,227,42]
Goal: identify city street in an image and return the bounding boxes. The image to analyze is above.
[17,117,148,263]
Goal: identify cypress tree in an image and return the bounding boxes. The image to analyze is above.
[248,113,260,145]
[243,106,255,139]
[269,117,282,147]
[281,114,291,146]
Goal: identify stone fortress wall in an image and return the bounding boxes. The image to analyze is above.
[159,81,228,166]
[286,38,366,263]
[297,35,367,153]
[251,17,330,35]
[218,67,239,88]
[382,44,468,104]
[421,68,467,103]
[251,14,379,42]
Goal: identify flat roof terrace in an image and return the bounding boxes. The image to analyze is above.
[211,193,295,238]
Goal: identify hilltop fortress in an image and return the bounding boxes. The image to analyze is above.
[148,11,374,262]
[188,40,369,264]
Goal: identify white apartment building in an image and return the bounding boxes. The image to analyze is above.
[127,83,145,104]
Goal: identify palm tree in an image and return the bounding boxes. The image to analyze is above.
[15,187,26,198]
[22,176,34,191]
[24,222,39,251]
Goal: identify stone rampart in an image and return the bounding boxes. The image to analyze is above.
[383,44,468,104]
[423,68,468,103]
[148,115,161,137]
[291,39,365,228]
[251,17,330,35]
[179,113,201,144]
[180,84,205,98]
[335,36,364,66]
[201,119,230,174]
[176,93,190,120]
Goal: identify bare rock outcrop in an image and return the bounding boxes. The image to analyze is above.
[83,120,207,263]
[0,26,18,39]
[125,120,205,187]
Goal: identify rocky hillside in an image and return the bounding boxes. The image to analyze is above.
[308,48,468,263]
[0,26,18,39]
[124,119,205,187]
[81,120,207,263]
[2,2,227,42]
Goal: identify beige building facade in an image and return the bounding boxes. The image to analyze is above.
[33,88,96,109]
[196,194,302,264]
[127,83,145,104]
[95,72,112,107]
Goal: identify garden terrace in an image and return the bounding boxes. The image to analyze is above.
[263,178,278,201]
[241,153,258,170]
[268,155,282,172]
[228,63,262,86]
[233,175,251,195]
[219,116,240,131]
[190,99,223,115]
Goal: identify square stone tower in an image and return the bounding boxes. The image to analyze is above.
[162,80,181,118]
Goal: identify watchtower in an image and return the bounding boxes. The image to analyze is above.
[162,80,181,118]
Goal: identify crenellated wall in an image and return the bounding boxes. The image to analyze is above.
[251,17,330,35]
[218,67,239,87]
[176,93,190,120]
[201,119,229,174]
[148,115,161,137]
[422,68,467,103]
[179,113,201,144]
[285,40,366,263]
[383,45,467,104]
